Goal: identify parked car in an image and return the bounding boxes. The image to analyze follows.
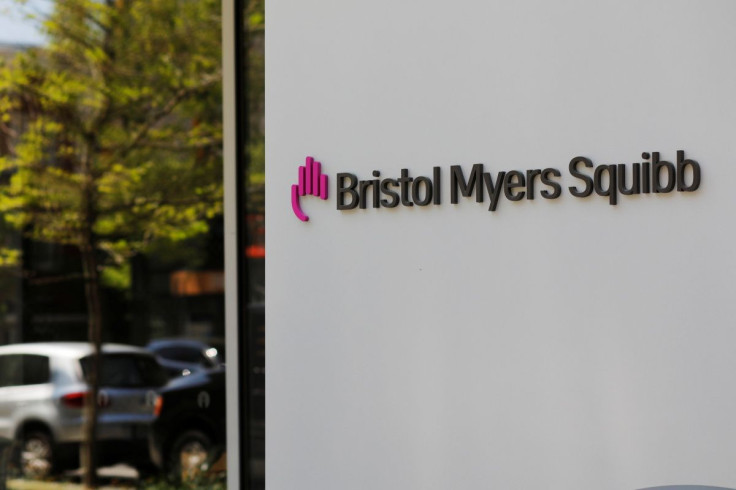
[0,342,168,478]
[148,365,225,480]
[145,339,223,378]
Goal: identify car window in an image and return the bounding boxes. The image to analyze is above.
[80,354,168,388]
[156,346,204,364]
[0,355,21,387]
[22,355,51,385]
[0,354,50,387]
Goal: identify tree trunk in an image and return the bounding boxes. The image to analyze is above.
[80,241,102,489]
[80,138,102,488]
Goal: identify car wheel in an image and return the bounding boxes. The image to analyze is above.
[18,430,54,479]
[167,430,213,481]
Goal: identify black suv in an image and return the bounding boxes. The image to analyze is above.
[148,366,225,479]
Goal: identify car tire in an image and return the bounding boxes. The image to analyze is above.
[166,430,213,481]
[17,430,55,479]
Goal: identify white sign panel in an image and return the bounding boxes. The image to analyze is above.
[266,1,736,489]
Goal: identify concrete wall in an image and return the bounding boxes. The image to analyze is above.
[266,1,736,488]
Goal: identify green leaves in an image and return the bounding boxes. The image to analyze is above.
[0,248,19,267]
[0,0,223,283]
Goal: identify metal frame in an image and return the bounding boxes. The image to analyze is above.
[222,0,243,487]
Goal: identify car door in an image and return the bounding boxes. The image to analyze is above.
[0,354,53,439]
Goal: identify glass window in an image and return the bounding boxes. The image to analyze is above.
[237,0,266,486]
[157,346,207,364]
[0,354,50,386]
[21,354,50,385]
[0,0,232,486]
[80,354,169,389]
[0,355,22,387]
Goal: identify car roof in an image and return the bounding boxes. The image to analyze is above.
[0,342,151,359]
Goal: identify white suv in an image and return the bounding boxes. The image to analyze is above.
[0,342,168,478]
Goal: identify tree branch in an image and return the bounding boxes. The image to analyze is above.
[116,71,222,158]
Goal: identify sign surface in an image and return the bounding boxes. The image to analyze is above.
[266,1,736,488]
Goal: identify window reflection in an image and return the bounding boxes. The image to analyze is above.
[0,0,233,487]
[240,0,266,487]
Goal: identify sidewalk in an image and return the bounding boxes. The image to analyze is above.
[8,481,134,490]
[6,465,138,489]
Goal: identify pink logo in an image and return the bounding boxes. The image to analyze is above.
[292,156,328,221]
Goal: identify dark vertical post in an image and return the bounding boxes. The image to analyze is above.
[234,0,253,488]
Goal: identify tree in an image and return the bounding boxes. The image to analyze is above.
[0,0,222,486]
